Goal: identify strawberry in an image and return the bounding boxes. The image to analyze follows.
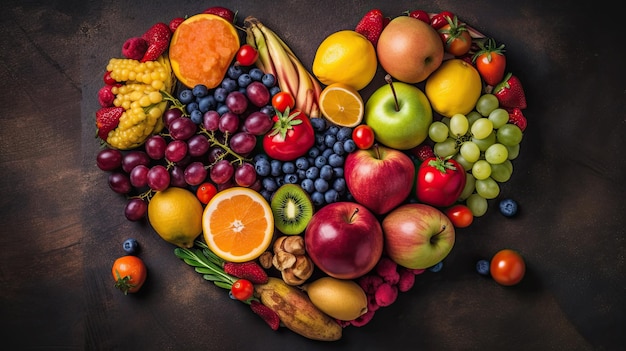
[140,22,172,62]
[223,261,268,284]
[202,6,236,23]
[168,17,185,33]
[493,73,527,110]
[507,108,527,132]
[96,107,124,140]
[411,144,435,162]
[97,85,115,107]
[355,9,384,47]
[250,300,280,331]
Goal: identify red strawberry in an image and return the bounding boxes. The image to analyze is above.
[96,107,124,140]
[493,73,527,110]
[97,85,115,107]
[250,300,280,331]
[202,6,236,23]
[169,17,185,33]
[140,22,172,62]
[507,108,527,132]
[411,144,435,162]
[141,41,170,62]
[355,9,384,47]
[223,261,268,284]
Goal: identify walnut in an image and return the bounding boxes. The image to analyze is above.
[271,235,314,286]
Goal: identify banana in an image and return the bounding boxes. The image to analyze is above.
[255,277,342,341]
[246,21,275,78]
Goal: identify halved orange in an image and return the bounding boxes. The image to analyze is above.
[169,14,240,89]
[318,83,364,127]
[202,187,274,262]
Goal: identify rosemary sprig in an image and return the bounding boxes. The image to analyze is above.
[174,240,238,290]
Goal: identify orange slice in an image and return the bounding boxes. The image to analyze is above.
[318,83,364,127]
[202,187,274,262]
[169,14,240,89]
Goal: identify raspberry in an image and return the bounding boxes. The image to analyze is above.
[397,268,416,292]
[357,274,383,295]
[350,309,376,327]
[375,256,399,285]
[374,282,398,307]
[413,144,435,161]
[97,85,115,107]
[121,37,148,60]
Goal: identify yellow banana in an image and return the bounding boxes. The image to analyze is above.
[255,277,342,341]
[246,21,275,78]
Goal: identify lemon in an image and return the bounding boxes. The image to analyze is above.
[148,187,203,248]
[425,59,483,118]
[318,83,364,127]
[312,30,377,91]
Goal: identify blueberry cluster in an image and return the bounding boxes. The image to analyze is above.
[177,65,279,124]
[255,119,357,208]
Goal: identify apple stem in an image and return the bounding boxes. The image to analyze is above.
[385,74,400,112]
[349,207,360,222]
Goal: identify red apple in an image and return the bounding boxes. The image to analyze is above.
[382,203,455,269]
[344,144,415,215]
[305,202,383,279]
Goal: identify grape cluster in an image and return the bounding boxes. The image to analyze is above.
[254,118,357,208]
[96,62,281,221]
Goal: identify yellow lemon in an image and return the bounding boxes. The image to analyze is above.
[318,83,364,127]
[312,30,377,91]
[148,187,204,248]
[425,59,483,118]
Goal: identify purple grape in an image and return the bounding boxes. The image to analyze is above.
[229,132,257,154]
[144,135,167,160]
[169,165,187,188]
[244,111,274,135]
[184,161,208,186]
[210,159,234,184]
[187,134,210,157]
[125,198,147,221]
[122,151,150,173]
[96,148,123,171]
[165,140,188,163]
[207,146,226,164]
[203,110,220,131]
[246,81,270,107]
[162,108,183,128]
[234,162,256,187]
[225,91,249,114]
[219,112,240,134]
[108,172,132,194]
[129,164,149,188]
[147,165,170,191]
[169,117,197,140]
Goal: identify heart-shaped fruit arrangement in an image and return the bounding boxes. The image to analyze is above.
[97,6,528,342]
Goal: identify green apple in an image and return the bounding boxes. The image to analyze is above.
[364,79,433,150]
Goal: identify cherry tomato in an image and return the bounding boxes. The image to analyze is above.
[445,204,474,228]
[438,16,472,56]
[236,44,259,66]
[490,249,526,286]
[112,255,147,294]
[196,182,218,204]
[230,279,254,301]
[472,38,507,86]
[352,124,375,149]
[271,91,295,113]
[430,11,455,30]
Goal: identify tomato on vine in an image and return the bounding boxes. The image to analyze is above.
[438,15,472,56]
[472,38,507,86]
[271,91,295,113]
[230,279,254,301]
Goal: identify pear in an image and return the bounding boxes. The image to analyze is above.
[303,277,368,321]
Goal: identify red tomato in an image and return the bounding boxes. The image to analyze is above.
[263,109,315,161]
[236,44,259,66]
[490,249,526,286]
[438,16,472,56]
[271,91,295,113]
[352,124,375,149]
[112,255,147,294]
[407,10,430,24]
[472,38,507,86]
[416,157,466,207]
[231,279,254,301]
[445,204,473,228]
[430,11,454,29]
[196,182,217,204]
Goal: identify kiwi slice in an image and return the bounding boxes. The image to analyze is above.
[270,184,314,235]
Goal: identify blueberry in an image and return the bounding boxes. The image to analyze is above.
[324,134,337,148]
[328,154,344,167]
[269,85,281,96]
[324,189,339,204]
[270,159,283,177]
[185,101,199,114]
[275,177,285,187]
[343,139,357,153]
[314,155,327,168]
[260,189,272,202]
[261,73,276,87]
[221,77,238,92]
[327,125,339,136]
[254,153,269,163]
[319,165,334,180]
[476,259,490,275]
[282,161,295,174]
[333,167,344,178]
[249,67,264,81]
[332,177,346,192]
[295,157,309,170]
[310,117,327,132]
[227,65,243,80]
[255,159,271,177]
[262,177,278,192]
[198,95,216,113]
[305,166,319,179]
[237,73,252,87]
[260,105,275,117]
[308,147,320,158]
[300,178,314,193]
[122,238,139,254]
[332,141,345,155]
[178,89,194,104]
[284,173,298,184]
[337,127,353,141]
[315,134,325,147]
[297,169,306,180]
[311,191,325,206]
[192,84,208,97]
[428,261,444,273]
[190,110,203,124]
[216,104,230,115]
[499,198,519,217]
[314,178,329,192]
[322,148,334,159]
[214,87,228,102]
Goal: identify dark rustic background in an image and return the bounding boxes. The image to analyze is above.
[1,0,624,350]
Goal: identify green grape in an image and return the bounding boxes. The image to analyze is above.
[472,160,492,180]
[506,143,520,160]
[428,121,450,143]
[460,141,481,163]
[475,177,500,199]
[488,108,509,129]
[459,172,476,200]
[472,131,496,151]
[450,113,469,136]
[434,138,458,158]
[454,152,473,171]
[475,93,499,116]
[491,160,513,182]
[497,124,523,146]
[484,143,509,164]
[467,111,482,127]
[471,118,493,139]
[466,193,488,217]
